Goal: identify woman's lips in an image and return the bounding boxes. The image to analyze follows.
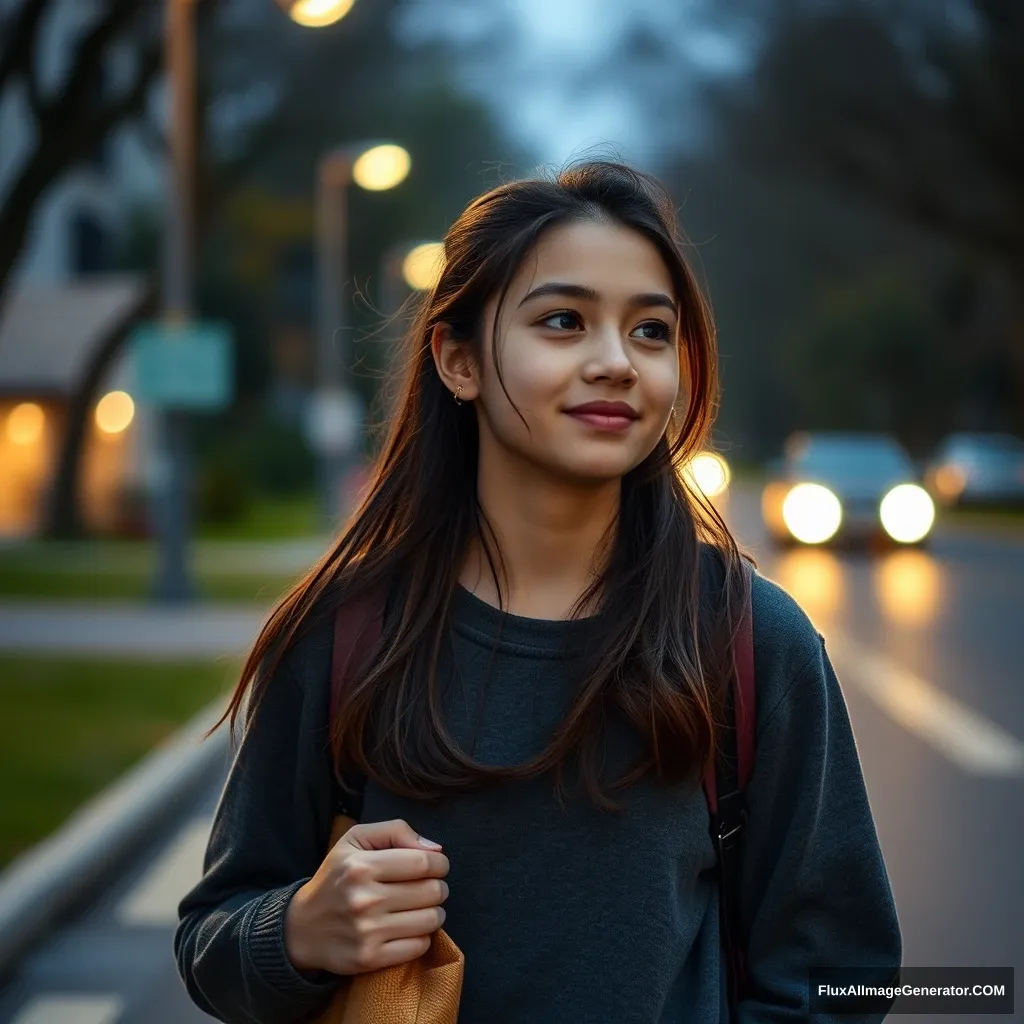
[565,411,637,432]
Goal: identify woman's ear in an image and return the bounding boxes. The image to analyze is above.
[430,323,480,402]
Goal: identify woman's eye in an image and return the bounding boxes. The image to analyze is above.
[632,320,672,342]
[540,311,582,332]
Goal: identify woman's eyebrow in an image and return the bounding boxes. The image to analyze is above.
[518,281,677,314]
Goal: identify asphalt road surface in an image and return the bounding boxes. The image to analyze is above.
[1,487,1021,1023]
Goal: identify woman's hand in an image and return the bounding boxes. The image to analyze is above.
[283,819,450,976]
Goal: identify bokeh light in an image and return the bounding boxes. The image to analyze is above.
[95,391,135,435]
[682,452,731,498]
[880,484,935,544]
[352,144,411,192]
[6,402,45,446]
[281,0,355,28]
[875,550,943,627]
[773,549,845,627]
[782,483,843,544]
[402,242,445,291]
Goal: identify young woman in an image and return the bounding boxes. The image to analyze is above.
[175,161,901,1022]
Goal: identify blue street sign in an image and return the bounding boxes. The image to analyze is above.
[131,321,233,409]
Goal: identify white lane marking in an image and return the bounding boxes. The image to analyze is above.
[10,995,123,1024]
[829,632,1024,777]
[116,818,212,927]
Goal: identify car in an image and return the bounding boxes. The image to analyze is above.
[761,432,935,548]
[924,433,1024,509]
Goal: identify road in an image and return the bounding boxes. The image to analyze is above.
[1,486,1021,1022]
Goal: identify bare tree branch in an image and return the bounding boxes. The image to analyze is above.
[0,0,52,97]
[35,0,143,129]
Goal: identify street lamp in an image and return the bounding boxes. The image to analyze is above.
[308,142,411,526]
[276,0,356,28]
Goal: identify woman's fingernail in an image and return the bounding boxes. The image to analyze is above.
[418,836,442,849]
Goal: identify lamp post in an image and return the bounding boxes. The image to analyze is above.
[150,0,197,603]
[307,143,411,526]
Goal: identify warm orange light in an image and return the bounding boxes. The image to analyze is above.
[934,465,966,500]
[875,550,943,627]
[773,548,844,627]
[282,0,355,28]
[6,402,45,446]
[95,391,135,435]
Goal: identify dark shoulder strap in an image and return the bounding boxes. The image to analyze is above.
[703,558,756,1019]
[329,581,389,820]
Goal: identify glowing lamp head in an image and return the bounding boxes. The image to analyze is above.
[352,144,411,192]
[277,0,356,28]
[95,391,135,435]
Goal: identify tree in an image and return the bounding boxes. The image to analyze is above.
[707,0,1024,429]
[26,0,532,535]
[0,0,173,311]
[783,272,954,452]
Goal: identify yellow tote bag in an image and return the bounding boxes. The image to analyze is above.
[314,813,465,1024]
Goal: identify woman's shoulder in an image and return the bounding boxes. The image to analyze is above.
[249,597,337,724]
[749,567,822,667]
[748,567,828,732]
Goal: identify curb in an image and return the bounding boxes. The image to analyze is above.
[0,697,232,975]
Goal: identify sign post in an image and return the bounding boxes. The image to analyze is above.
[131,320,233,602]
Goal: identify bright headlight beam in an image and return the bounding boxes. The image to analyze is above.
[880,484,935,544]
[782,483,843,544]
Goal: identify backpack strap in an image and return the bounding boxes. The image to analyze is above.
[329,582,389,820]
[703,559,756,1019]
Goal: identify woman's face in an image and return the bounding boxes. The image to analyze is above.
[471,219,681,486]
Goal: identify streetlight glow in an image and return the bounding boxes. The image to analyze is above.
[402,242,445,291]
[279,0,356,27]
[95,391,136,435]
[352,144,411,191]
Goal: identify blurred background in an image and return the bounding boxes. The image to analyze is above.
[0,1,1021,1021]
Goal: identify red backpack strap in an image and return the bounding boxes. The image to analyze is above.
[329,580,390,819]
[702,558,755,810]
[703,558,756,1019]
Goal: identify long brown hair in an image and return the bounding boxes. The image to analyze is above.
[214,160,752,813]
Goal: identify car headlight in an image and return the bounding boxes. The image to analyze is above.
[880,484,935,543]
[781,483,843,544]
[683,452,731,498]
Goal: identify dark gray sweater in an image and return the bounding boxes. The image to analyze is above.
[175,569,901,1023]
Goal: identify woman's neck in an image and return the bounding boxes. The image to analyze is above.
[458,453,620,620]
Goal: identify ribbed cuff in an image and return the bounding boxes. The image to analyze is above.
[247,879,342,996]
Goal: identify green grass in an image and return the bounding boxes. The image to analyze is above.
[0,537,309,604]
[0,656,238,870]
[197,492,319,541]
[0,561,300,603]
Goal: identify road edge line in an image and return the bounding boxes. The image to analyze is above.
[0,697,231,976]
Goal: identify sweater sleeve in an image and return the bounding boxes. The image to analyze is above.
[736,633,903,1023]
[174,629,345,1024]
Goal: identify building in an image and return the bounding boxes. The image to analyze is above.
[0,0,161,538]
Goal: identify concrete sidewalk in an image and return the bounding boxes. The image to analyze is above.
[0,601,269,657]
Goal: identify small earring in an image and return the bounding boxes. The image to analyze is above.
[453,385,464,405]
